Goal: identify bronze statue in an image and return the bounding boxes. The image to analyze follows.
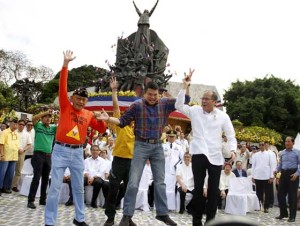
[100,0,171,96]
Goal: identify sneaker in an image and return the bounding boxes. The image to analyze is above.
[156,215,177,225]
[119,215,131,226]
[27,202,36,209]
[12,187,19,192]
[103,218,114,226]
[73,218,89,226]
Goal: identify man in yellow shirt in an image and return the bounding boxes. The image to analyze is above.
[104,76,136,226]
[0,118,19,195]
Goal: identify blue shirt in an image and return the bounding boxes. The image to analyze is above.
[277,148,300,176]
[119,96,190,139]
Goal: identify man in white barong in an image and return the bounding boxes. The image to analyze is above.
[175,69,237,226]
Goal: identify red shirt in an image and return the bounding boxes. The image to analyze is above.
[55,67,106,144]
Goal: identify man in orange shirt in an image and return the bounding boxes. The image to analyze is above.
[44,50,106,226]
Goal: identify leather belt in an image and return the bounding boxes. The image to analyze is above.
[135,137,161,144]
[55,141,83,149]
[281,168,297,173]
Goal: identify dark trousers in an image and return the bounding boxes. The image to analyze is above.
[105,156,132,219]
[191,154,222,225]
[65,180,73,202]
[268,182,274,206]
[178,187,193,212]
[277,169,299,219]
[255,179,270,210]
[148,181,154,207]
[28,151,51,202]
[217,189,228,209]
[84,177,109,205]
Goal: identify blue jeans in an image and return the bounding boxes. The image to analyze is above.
[123,141,168,216]
[0,161,16,189]
[45,144,85,225]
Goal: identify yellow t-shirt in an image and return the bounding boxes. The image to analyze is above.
[0,128,19,161]
[112,112,135,159]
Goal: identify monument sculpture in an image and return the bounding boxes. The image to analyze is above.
[99,0,172,96]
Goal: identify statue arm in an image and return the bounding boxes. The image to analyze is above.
[133,1,142,16]
[149,0,159,16]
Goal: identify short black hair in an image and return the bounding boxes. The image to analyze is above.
[145,81,159,92]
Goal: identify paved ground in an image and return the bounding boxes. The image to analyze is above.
[0,192,299,226]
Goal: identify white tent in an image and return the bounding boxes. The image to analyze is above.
[294,133,300,150]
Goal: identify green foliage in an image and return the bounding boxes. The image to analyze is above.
[0,81,17,110]
[39,65,107,103]
[224,75,300,137]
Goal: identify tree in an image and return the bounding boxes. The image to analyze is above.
[39,65,107,104]
[0,49,55,111]
[0,49,29,85]
[224,75,300,137]
[11,78,43,111]
[0,81,17,110]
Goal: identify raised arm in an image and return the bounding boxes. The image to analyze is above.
[110,76,120,116]
[133,1,142,16]
[149,0,159,16]
[175,69,194,116]
[59,50,76,110]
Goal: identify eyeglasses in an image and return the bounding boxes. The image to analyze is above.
[19,124,25,126]
[259,144,265,146]
[27,124,33,126]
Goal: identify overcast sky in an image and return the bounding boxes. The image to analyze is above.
[1,0,300,97]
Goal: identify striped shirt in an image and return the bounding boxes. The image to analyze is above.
[119,96,190,139]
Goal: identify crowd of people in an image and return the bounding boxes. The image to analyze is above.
[0,51,300,226]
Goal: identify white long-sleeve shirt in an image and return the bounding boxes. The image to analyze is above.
[175,89,237,165]
[84,156,108,179]
[252,150,277,180]
[176,163,194,191]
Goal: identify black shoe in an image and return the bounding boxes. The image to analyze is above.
[179,210,184,214]
[73,218,89,226]
[91,203,98,208]
[288,218,295,222]
[275,214,288,220]
[156,215,177,225]
[39,200,46,205]
[27,202,36,209]
[119,215,131,226]
[2,189,12,194]
[264,209,269,213]
[12,187,19,192]
[65,200,74,206]
[103,218,114,226]
[129,218,137,226]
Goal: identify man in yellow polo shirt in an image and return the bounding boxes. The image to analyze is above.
[104,76,136,226]
[0,118,19,195]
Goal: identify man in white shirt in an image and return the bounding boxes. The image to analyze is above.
[176,152,194,214]
[176,132,189,153]
[25,121,35,160]
[234,142,250,170]
[252,142,277,213]
[84,145,109,208]
[175,69,237,225]
[12,119,32,192]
